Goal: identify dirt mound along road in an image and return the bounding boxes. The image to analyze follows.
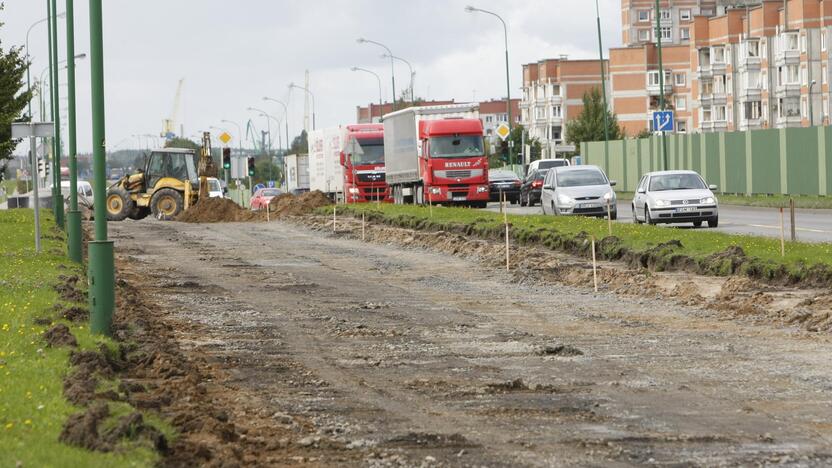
[268,190,332,217]
[176,197,261,223]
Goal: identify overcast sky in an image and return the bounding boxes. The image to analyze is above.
[3,0,621,154]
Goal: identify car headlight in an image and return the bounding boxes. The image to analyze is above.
[429,187,442,195]
[603,191,615,201]
[700,197,715,204]
[654,199,671,207]
[477,186,488,193]
[557,194,574,205]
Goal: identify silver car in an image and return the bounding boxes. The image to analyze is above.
[541,165,617,219]
[632,170,719,228]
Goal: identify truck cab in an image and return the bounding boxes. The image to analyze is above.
[418,119,489,206]
[341,124,391,203]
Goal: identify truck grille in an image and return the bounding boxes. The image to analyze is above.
[356,172,385,183]
[445,170,471,178]
[434,169,484,179]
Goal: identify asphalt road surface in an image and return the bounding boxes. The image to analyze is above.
[108,218,832,466]
[486,201,832,243]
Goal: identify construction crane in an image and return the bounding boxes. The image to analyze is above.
[161,78,184,140]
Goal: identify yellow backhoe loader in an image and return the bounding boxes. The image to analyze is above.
[106,133,218,221]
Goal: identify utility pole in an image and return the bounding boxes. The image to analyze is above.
[49,0,65,228]
[88,0,115,336]
[46,0,56,219]
[65,0,81,263]
[655,0,669,170]
[595,0,610,168]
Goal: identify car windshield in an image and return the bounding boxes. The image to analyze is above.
[208,180,221,192]
[262,189,282,197]
[649,173,706,191]
[556,169,607,187]
[430,136,484,158]
[349,137,384,165]
[537,160,568,170]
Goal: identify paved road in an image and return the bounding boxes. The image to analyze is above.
[486,201,832,243]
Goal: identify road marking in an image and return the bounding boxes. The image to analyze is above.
[746,224,831,234]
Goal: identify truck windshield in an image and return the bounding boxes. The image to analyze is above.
[350,138,384,165]
[430,136,483,158]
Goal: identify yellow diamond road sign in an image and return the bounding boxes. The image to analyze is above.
[495,123,510,141]
[219,132,232,144]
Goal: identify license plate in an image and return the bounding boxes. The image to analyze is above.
[677,207,697,213]
[452,196,467,201]
[577,203,599,209]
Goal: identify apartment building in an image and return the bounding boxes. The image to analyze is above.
[356,100,454,123]
[621,0,720,47]
[520,58,609,157]
[612,0,827,135]
[478,99,521,140]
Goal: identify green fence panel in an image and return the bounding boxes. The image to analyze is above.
[785,127,819,195]
[625,139,640,191]
[702,133,720,186]
[750,128,781,194]
[690,134,702,174]
[723,131,747,194]
[824,127,832,195]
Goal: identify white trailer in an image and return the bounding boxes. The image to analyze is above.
[283,153,309,192]
[383,104,480,186]
[308,127,345,199]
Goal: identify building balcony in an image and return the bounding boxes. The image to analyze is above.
[775,83,801,98]
[774,50,800,67]
[738,88,762,101]
[696,66,713,79]
[519,101,530,109]
[549,95,563,105]
[710,62,727,74]
[647,83,673,96]
[776,115,802,127]
[739,118,765,131]
[535,97,547,106]
[738,56,762,71]
[700,120,729,132]
[699,92,727,106]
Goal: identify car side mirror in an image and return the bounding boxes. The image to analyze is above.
[637,187,646,194]
[543,184,554,190]
[708,184,718,191]
[609,180,617,187]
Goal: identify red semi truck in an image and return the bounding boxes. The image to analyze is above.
[383,104,489,207]
[308,124,391,203]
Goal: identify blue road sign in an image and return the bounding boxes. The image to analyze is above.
[652,111,674,132]
[267,180,275,188]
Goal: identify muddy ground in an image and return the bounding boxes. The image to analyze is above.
[108,215,832,466]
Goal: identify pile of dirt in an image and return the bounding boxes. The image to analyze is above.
[176,197,261,223]
[268,190,332,217]
[55,275,85,302]
[44,323,78,348]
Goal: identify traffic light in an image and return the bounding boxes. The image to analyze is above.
[247,157,255,177]
[222,148,231,170]
[38,158,48,178]
[500,141,509,162]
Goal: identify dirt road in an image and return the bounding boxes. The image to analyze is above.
[111,218,832,466]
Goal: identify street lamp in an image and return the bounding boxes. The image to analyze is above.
[465,5,513,132]
[288,83,316,130]
[357,37,397,108]
[381,54,415,105]
[351,67,383,116]
[263,97,290,155]
[810,80,817,127]
[37,54,86,122]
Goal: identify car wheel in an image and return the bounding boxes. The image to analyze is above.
[519,193,526,207]
[693,220,703,228]
[633,204,643,224]
[645,207,656,225]
[708,216,719,228]
[415,185,424,205]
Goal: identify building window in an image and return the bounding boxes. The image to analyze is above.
[551,126,562,142]
[746,40,760,58]
[680,9,691,21]
[647,70,672,86]
[802,97,808,118]
[660,9,671,20]
[779,97,800,117]
[823,31,827,51]
[712,46,725,63]
[638,29,650,42]
[551,105,562,118]
[713,75,726,94]
[802,66,808,86]
[801,34,807,53]
[536,107,546,119]
[702,106,712,122]
[680,28,690,40]
[551,84,561,96]
[500,114,508,122]
[714,105,727,121]
[638,10,650,22]
[824,98,829,119]
[823,65,828,85]
[675,96,687,110]
[780,65,799,84]
[746,70,761,88]
[702,80,713,95]
[783,33,799,51]
[674,73,686,87]
[485,115,493,123]
[659,27,672,41]
[744,101,762,120]
[701,8,714,16]
[677,120,687,133]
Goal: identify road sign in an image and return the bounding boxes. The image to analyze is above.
[495,123,511,141]
[219,132,232,145]
[554,144,577,153]
[652,111,674,132]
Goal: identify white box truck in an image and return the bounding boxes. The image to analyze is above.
[308,127,344,199]
[283,153,309,192]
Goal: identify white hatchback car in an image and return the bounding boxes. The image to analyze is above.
[632,170,719,228]
[541,165,617,219]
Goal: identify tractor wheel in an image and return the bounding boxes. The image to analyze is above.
[150,189,184,221]
[106,187,134,221]
[128,206,150,220]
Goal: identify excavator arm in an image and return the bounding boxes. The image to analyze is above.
[197,132,218,201]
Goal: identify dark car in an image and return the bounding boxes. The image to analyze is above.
[519,169,548,207]
[488,169,521,204]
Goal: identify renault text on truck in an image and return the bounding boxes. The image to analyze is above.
[308,124,391,202]
[383,104,489,207]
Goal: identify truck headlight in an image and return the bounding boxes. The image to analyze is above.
[348,187,360,194]
[557,194,574,205]
[429,187,442,195]
[700,197,715,204]
[477,186,488,193]
[654,199,671,207]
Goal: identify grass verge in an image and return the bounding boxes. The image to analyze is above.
[332,204,832,287]
[613,192,832,209]
[0,209,169,467]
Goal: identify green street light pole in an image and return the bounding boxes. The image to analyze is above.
[46,0,56,218]
[65,0,81,263]
[88,0,114,336]
[49,0,65,228]
[596,0,610,169]
[655,0,669,170]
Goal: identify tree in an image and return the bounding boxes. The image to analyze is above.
[634,128,653,139]
[565,87,623,147]
[253,157,282,186]
[0,3,35,181]
[289,130,308,154]
[488,125,542,168]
